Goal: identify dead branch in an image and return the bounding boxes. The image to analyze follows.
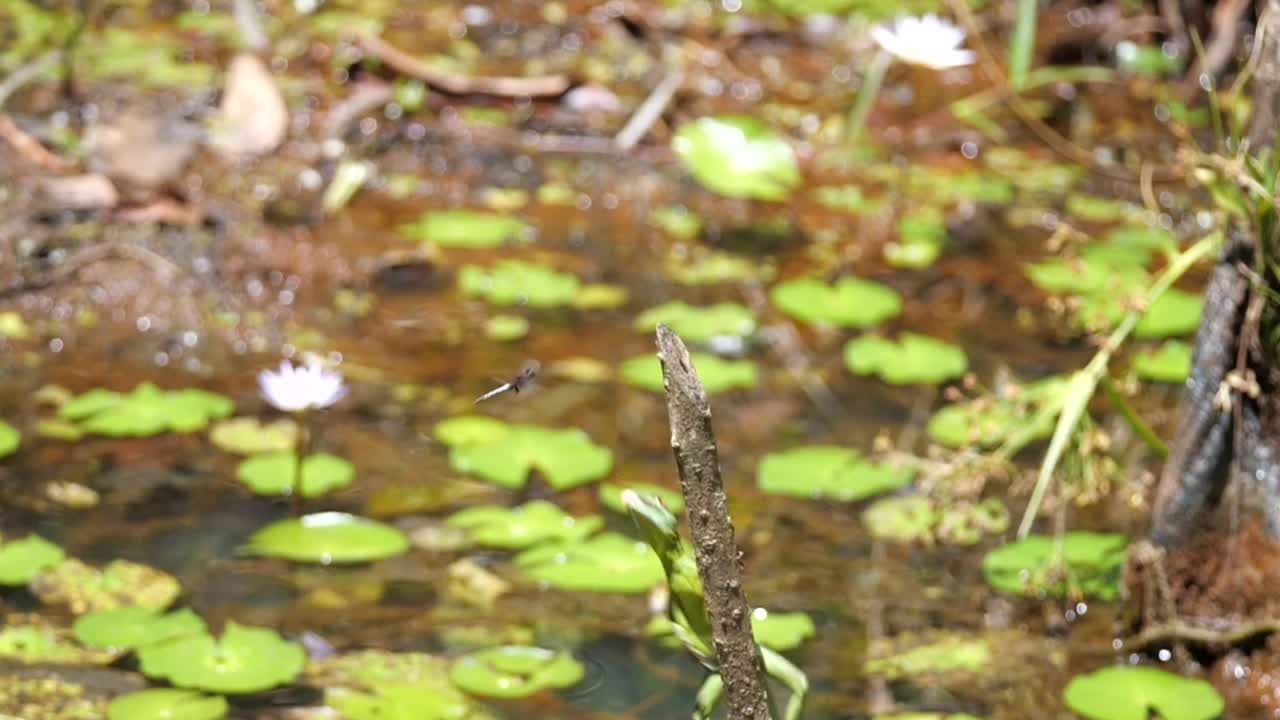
[654,324,772,720]
[353,33,571,98]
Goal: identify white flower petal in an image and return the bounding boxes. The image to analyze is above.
[258,359,346,413]
[871,13,974,70]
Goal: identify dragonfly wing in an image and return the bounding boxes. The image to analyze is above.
[474,383,514,404]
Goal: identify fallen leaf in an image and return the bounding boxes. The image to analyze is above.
[37,174,119,211]
[209,53,287,158]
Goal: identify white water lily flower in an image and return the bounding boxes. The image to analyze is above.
[871,14,976,70]
[258,359,347,413]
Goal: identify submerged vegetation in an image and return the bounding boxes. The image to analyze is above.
[4,0,1280,717]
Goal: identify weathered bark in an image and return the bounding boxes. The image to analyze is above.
[1248,0,1280,150]
[655,324,773,720]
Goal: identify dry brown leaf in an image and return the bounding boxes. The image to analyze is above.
[209,52,287,158]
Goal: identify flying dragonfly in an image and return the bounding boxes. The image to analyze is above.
[474,360,541,404]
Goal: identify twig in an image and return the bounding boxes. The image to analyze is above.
[0,114,73,170]
[353,33,571,98]
[0,50,61,110]
[654,325,773,720]
[615,66,683,151]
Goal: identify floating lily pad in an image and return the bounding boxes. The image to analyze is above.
[750,609,815,652]
[433,416,613,491]
[209,417,297,455]
[32,559,180,614]
[446,501,603,550]
[757,446,914,502]
[458,260,580,308]
[620,353,758,394]
[862,496,938,543]
[634,301,756,342]
[1134,288,1202,339]
[485,314,529,341]
[599,482,684,515]
[672,116,800,201]
[398,210,529,249]
[885,209,948,269]
[844,334,968,385]
[770,277,903,328]
[983,532,1127,600]
[59,383,234,437]
[0,535,65,585]
[107,689,228,720]
[0,421,17,458]
[651,206,702,240]
[137,622,305,694]
[1063,665,1223,720]
[927,375,1070,449]
[572,283,629,309]
[310,650,493,720]
[813,184,885,214]
[0,619,116,665]
[666,249,775,286]
[1134,340,1192,383]
[74,606,206,652]
[245,512,410,564]
[449,645,584,698]
[515,532,664,593]
[866,634,991,679]
[236,452,355,499]
[863,495,1009,546]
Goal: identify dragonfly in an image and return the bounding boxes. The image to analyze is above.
[474,360,541,404]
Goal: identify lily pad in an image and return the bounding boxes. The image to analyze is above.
[236,452,355,498]
[927,375,1070,449]
[74,606,206,652]
[433,416,613,491]
[634,301,756,342]
[651,206,702,240]
[485,314,529,341]
[0,420,17,458]
[209,417,297,455]
[750,609,815,651]
[107,689,228,720]
[1134,340,1193,383]
[449,645,584,698]
[0,619,116,665]
[865,634,991,679]
[620,353,758,394]
[310,650,493,720]
[813,184,885,214]
[666,249,775,286]
[983,532,1127,600]
[59,383,234,437]
[0,535,65,585]
[31,559,180,614]
[599,482,684,515]
[1134,288,1202,339]
[757,446,914,502]
[672,116,800,201]
[572,284,629,309]
[885,209,948,269]
[245,512,409,564]
[458,260,580,308]
[844,334,968,385]
[862,496,938,543]
[515,532,664,593]
[398,210,529,249]
[770,277,903,328]
[1063,665,1223,720]
[446,501,603,550]
[137,622,305,694]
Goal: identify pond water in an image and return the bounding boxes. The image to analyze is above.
[0,1,1219,718]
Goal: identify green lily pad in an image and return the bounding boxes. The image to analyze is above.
[866,634,991,679]
[107,689,228,720]
[620,353,758,394]
[844,334,968,385]
[59,383,234,437]
[813,184,885,214]
[0,620,116,665]
[885,209,948,269]
[672,115,800,201]
[863,496,1009,546]
[666,249,775,286]
[0,535,65,585]
[1134,288,1202,339]
[1063,665,1223,720]
[927,375,1071,449]
[310,650,493,720]
[572,283,630,310]
[235,452,355,499]
[1025,254,1148,297]
[458,260,580,308]
[750,609,815,652]
[74,606,207,652]
[433,416,613,491]
[485,314,530,341]
[31,559,180,614]
[651,206,703,240]
[515,532,664,593]
[398,210,529,249]
[757,446,914,502]
[329,683,484,720]
[983,532,1128,600]
[209,417,297,455]
[1134,340,1193,383]
[137,622,305,694]
[245,512,409,564]
[862,496,938,543]
[599,482,684,515]
[0,420,17,458]
[446,501,603,550]
[770,277,903,328]
[634,301,756,342]
[449,645,584,698]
